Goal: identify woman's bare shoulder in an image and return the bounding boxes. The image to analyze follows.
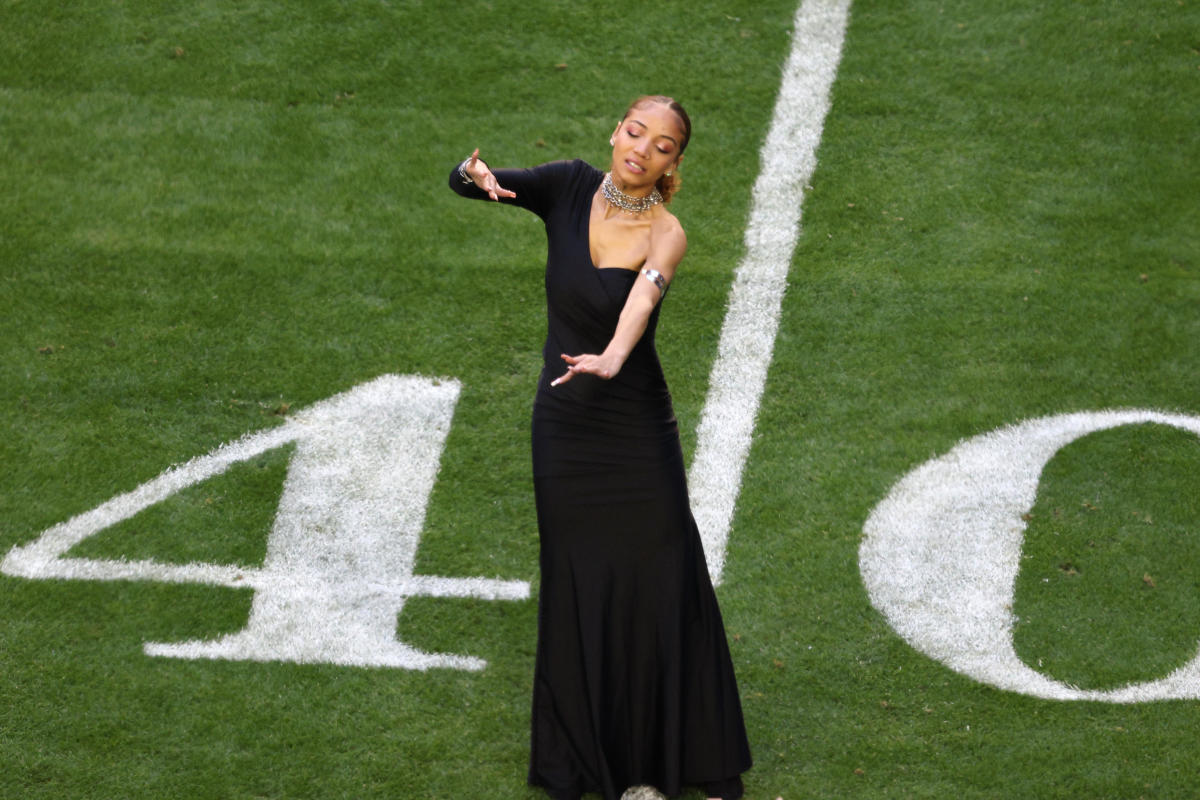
[650,210,686,249]
[648,210,687,272]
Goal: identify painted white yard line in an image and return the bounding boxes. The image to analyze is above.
[689,0,852,585]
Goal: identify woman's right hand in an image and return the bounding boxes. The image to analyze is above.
[464,148,517,201]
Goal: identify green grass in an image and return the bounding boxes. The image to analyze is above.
[3,0,1200,797]
[1015,424,1200,690]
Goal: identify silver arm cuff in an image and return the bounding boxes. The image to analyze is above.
[640,268,666,292]
[457,158,474,184]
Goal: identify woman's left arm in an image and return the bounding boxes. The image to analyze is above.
[552,220,687,386]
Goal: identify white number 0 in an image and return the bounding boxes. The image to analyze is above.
[860,409,1200,703]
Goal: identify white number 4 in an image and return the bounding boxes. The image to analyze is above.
[2,375,529,671]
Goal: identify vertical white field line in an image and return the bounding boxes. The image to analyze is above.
[689,0,851,585]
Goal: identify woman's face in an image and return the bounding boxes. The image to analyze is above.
[609,102,686,191]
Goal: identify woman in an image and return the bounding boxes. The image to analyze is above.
[449,95,752,800]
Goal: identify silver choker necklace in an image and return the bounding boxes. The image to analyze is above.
[602,173,663,214]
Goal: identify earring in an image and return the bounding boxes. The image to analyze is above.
[665,171,673,177]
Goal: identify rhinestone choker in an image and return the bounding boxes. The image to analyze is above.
[602,173,663,214]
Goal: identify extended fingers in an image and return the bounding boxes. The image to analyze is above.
[551,355,584,387]
[486,177,516,201]
[553,354,612,381]
[465,150,517,201]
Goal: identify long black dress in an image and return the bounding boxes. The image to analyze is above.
[450,158,751,800]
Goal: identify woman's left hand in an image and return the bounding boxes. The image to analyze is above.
[550,352,623,386]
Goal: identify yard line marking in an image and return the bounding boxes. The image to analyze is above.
[689,0,852,585]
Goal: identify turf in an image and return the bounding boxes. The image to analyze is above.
[2,0,1199,797]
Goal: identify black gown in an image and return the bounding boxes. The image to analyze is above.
[450,159,751,800]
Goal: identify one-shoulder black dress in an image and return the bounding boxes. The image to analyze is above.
[450,159,751,800]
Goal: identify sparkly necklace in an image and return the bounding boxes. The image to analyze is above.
[602,173,663,214]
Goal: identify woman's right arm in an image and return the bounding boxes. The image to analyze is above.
[448,153,573,219]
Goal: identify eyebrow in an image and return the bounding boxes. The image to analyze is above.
[628,118,680,147]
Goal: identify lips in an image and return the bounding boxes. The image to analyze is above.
[624,159,646,174]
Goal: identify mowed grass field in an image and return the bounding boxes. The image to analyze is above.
[2,0,1199,798]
